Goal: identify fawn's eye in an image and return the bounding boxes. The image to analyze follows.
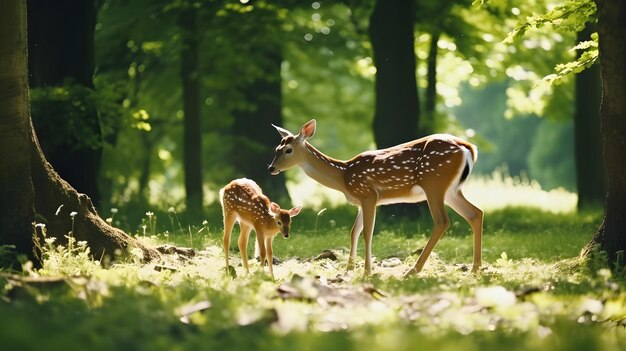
[277,220,282,226]
[285,148,292,154]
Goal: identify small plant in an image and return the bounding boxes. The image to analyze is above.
[146,211,156,237]
[187,225,193,249]
[68,211,78,252]
[33,221,99,277]
[168,207,183,233]
[314,208,326,237]
[105,207,118,225]
[201,220,209,235]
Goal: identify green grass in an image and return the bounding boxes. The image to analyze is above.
[1,206,625,351]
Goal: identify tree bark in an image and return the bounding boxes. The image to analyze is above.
[0,0,159,267]
[0,0,36,263]
[422,31,440,137]
[369,0,422,219]
[231,45,289,203]
[574,25,606,210]
[585,0,626,268]
[27,0,102,206]
[179,7,204,217]
[369,0,420,147]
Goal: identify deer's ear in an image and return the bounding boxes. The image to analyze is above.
[270,202,281,213]
[272,124,293,138]
[289,206,302,217]
[298,119,316,140]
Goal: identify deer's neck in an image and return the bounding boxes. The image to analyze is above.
[301,142,347,193]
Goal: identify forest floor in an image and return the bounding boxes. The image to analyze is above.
[1,206,625,351]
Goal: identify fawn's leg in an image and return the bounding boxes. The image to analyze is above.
[265,236,275,280]
[222,213,237,273]
[255,232,267,269]
[238,224,253,274]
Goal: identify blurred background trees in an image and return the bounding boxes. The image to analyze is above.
[24,0,604,220]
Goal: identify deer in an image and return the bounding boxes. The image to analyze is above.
[268,119,483,277]
[220,178,302,280]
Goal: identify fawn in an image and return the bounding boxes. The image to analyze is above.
[268,119,483,276]
[220,178,301,279]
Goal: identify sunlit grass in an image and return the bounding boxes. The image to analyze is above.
[4,175,623,351]
[288,170,578,213]
[4,208,623,351]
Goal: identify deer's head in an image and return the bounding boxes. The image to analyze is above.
[268,119,316,175]
[269,202,302,238]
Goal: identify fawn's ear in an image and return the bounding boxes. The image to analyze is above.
[289,206,302,217]
[298,119,316,140]
[271,124,293,138]
[270,202,281,213]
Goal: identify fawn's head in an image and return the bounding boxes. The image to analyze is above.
[268,119,316,175]
[269,202,302,238]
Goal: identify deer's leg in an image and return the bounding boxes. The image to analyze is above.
[223,213,237,274]
[347,208,364,270]
[238,224,253,274]
[265,236,275,280]
[446,189,483,273]
[361,199,377,276]
[406,189,450,276]
[255,233,267,268]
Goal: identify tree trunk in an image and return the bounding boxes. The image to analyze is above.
[179,7,204,217]
[585,0,626,268]
[574,25,606,210]
[422,31,440,137]
[369,0,420,147]
[138,132,154,203]
[231,45,289,203]
[0,0,159,268]
[27,0,102,206]
[369,0,422,219]
[0,0,36,264]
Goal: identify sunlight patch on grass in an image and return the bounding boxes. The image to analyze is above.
[287,170,577,213]
[463,171,577,214]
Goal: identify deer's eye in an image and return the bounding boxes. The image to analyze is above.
[277,220,282,226]
[285,148,292,154]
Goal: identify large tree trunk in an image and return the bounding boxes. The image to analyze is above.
[574,25,606,210]
[0,0,159,268]
[231,44,289,203]
[369,0,420,147]
[0,0,36,263]
[369,0,422,219]
[179,7,204,217]
[585,0,626,268]
[27,0,102,206]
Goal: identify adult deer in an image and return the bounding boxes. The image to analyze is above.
[220,178,302,279]
[268,120,482,276]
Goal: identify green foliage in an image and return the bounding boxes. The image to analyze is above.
[91,0,587,205]
[29,82,123,151]
[0,245,17,271]
[527,120,576,191]
[33,223,101,277]
[505,0,598,85]
[544,33,598,86]
[504,0,596,43]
